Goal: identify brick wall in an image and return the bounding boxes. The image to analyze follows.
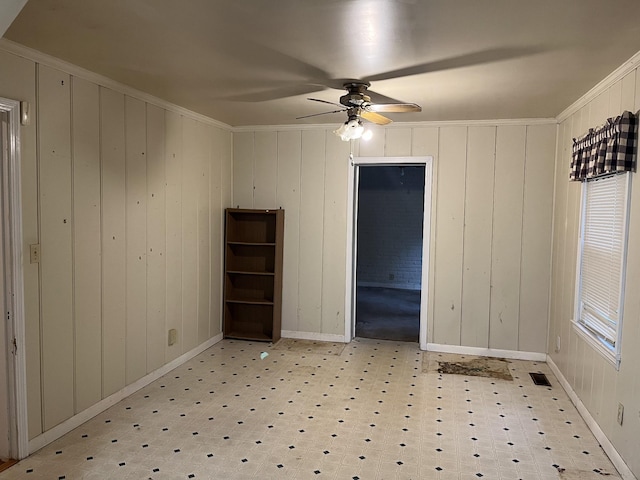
[356,166,425,290]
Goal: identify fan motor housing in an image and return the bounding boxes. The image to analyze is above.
[340,82,371,107]
[299,80,419,125]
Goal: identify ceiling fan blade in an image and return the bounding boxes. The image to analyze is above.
[296,108,347,120]
[308,98,345,108]
[366,46,544,82]
[365,89,415,106]
[223,83,326,102]
[367,103,422,113]
[361,111,392,125]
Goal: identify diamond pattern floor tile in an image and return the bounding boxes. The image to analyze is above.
[0,339,622,479]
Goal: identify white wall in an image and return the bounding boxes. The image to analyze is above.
[233,123,556,352]
[549,65,640,477]
[0,47,232,439]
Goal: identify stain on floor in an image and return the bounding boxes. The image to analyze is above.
[424,353,513,381]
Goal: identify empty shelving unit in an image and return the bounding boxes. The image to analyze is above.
[223,208,284,342]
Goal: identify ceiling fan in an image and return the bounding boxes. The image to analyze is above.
[220,46,543,139]
[297,81,421,140]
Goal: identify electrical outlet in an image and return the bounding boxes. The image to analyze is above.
[556,335,561,352]
[617,403,624,425]
[29,244,40,264]
[168,328,177,346]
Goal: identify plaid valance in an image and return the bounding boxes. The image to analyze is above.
[570,110,638,181]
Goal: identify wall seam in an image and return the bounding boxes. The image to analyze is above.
[274,132,278,209]
[431,128,441,344]
[319,130,329,334]
[207,125,213,341]
[428,128,439,344]
[163,111,169,363]
[517,126,529,352]
[410,128,414,157]
[296,132,304,333]
[559,118,572,373]
[145,104,150,370]
[69,75,77,416]
[252,132,256,208]
[546,123,560,358]
[98,87,104,400]
[34,62,46,434]
[144,102,150,372]
[194,121,200,346]
[179,115,184,354]
[383,129,387,157]
[296,131,302,332]
[319,133,326,336]
[123,96,129,383]
[487,127,498,349]
[459,127,469,346]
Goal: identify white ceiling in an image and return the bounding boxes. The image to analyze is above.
[5,0,640,127]
[0,0,27,39]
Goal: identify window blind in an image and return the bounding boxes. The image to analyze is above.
[579,173,628,347]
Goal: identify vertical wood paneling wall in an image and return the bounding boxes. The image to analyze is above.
[232,124,556,349]
[549,67,640,477]
[72,77,102,413]
[39,65,74,429]
[0,49,232,439]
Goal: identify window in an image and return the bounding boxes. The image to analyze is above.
[574,172,631,368]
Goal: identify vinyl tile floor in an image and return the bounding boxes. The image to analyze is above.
[0,338,620,480]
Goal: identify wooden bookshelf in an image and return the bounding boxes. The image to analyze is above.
[223,208,284,342]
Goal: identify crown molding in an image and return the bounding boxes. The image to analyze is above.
[556,49,640,123]
[0,38,232,131]
[233,117,557,133]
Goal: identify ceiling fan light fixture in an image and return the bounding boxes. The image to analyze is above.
[334,118,365,141]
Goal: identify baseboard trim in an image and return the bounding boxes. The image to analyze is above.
[28,333,223,454]
[281,330,346,343]
[547,356,636,480]
[426,343,547,361]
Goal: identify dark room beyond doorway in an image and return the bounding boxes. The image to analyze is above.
[355,165,425,342]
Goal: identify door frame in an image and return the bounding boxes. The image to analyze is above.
[0,97,29,459]
[345,156,433,350]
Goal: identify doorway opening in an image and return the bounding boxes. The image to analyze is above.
[345,156,433,350]
[0,97,28,461]
[355,165,424,342]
